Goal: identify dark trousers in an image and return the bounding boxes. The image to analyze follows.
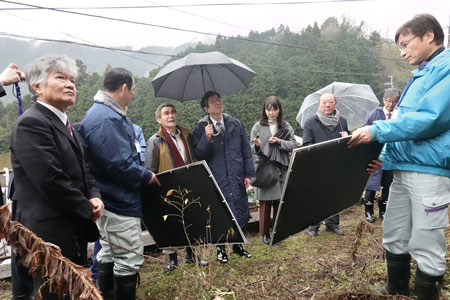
[259,200,279,235]
[12,235,87,300]
[11,252,33,300]
[12,254,70,300]
[308,214,340,232]
[365,170,393,216]
[380,170,393,203]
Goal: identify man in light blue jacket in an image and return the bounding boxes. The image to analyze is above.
[349,14,450,300]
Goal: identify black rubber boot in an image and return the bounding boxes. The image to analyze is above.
[114,273,138,300]
[165,252,178,273]
[413,268,443,300]
[378,200,387,219]
[186,247,208,266]
[185,247,195,263]
[377,251,411,296]
[364,190,375,222]
[97,262,114,300]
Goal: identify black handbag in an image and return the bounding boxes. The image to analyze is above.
[251,158,278,188]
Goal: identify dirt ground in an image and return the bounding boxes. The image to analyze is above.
[0,204,449,299]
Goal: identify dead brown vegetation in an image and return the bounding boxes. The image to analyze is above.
[0,204,102,300]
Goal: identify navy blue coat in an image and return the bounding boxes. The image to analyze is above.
[192,114,255,227]
[364,107,386,191]
[77,102,153,218]
[302,115,349,146]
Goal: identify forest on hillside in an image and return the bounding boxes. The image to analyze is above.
[0,17,413,154]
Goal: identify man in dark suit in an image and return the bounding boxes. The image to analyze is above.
[10,55,104,300]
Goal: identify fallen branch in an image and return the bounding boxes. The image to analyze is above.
[317,261,344,282]
[352,220,376,260]
[280,284,297,299]
[0,204,102,300]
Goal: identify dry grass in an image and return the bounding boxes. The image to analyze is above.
[1,205,449,299]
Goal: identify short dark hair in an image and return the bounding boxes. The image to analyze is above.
[103,67,134,92]
[155,102,176,118]
[395,14,444,45]
[200,91,221,110]
[260,96,284,127]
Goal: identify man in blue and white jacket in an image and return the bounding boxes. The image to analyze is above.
[349,14,450,300]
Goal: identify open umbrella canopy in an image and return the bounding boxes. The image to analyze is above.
[296,82,380,130]
[152,51,256,101]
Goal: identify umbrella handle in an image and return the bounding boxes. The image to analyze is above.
[212,128,222,137]
[207,114,222,137]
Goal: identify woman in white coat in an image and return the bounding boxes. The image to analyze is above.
[251,96,297,244]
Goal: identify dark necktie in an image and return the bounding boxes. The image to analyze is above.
[66,120,73,136]
[387,113,391,119]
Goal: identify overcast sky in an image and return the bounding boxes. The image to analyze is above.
[1,0,449,49]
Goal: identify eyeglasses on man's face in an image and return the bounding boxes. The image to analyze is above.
[384,98,398,104]
[398,35,417,51]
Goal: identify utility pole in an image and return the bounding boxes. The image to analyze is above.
[384,75,394,89]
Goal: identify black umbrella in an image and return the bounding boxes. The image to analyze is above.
[152,51,256,101]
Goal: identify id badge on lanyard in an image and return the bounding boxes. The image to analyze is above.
[134,139,141,154]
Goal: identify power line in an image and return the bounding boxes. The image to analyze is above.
[142,0,252,31]
[0,31,398,77]
[0,0,401,62]
[61,35,165,67]
[0,11,164,67]
[249,64,394,76]
[0,0,375,10]
[0,32,179,60]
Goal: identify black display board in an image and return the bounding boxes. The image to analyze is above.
[271,137,383,245]
[142,161,245,248]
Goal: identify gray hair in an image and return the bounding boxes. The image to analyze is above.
[155,102,176,118]
[25,55,78,100]
[383,88,401,99]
